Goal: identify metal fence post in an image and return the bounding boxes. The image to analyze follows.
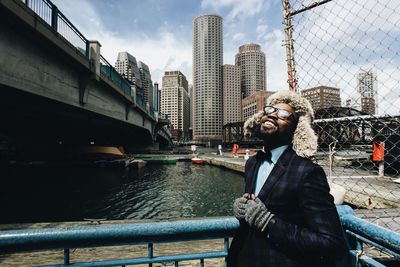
[51,3,58,31]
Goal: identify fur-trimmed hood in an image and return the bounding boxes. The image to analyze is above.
[244,90,318,158]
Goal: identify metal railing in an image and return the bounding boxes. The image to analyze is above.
[23,0,88,57]
[0,217,236,266]
[339,205,400,266]
[284,0,400,233]
[21,0,160,124]
[0,206,399,266]
[100,55,132,97]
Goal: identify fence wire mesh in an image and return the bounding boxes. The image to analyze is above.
[287,0,400,235]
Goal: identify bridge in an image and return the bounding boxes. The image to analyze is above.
[0,0,171,158]
[223,107,400,147]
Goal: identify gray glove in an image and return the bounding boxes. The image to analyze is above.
[233,196,248,220]
[244,198,275,233]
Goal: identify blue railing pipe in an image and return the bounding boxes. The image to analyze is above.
[0,217,239,254]
[337,205,400,256]
[1,206,399,266]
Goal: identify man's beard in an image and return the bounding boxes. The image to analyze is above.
[256,124,292,146]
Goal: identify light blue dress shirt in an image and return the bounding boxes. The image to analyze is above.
[254,145,289,196]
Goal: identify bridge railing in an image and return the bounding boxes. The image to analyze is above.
[0,206,399,266]
[21,0,157,121]
[100,55,133,97]
[22,0,88,57]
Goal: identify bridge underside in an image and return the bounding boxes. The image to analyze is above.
[0,86,154,159]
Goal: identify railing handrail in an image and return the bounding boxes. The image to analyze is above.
[21,0,160,124]
[0,217,238,254]
[338,205,400,256]
[54,4,88,44]
[1,206,400,266]
[23,0,88,53]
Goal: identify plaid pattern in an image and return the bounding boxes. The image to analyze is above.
[228,147,345,267]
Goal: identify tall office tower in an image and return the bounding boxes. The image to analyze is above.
[192,14,223,143]
[223,64,241,125]
[138,61,154,109]
[161,71,190,141]
[357,69,377,114]
[154,82,160,112]
[301,86,341,111]
[235,43,266,98]
[188,84,193,131]
[115,52,143,97]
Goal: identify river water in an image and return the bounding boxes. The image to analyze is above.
[0,161,245,223]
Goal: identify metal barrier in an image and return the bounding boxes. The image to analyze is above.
[21,0,156,122]
[283,0,400,232]
[0,218,237,266]
[0,206,399,266]
[23,0,88,57]
[338,205,400,266]
[100,55,133,97]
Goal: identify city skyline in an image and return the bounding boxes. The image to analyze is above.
[51,0,287,91]
[51,0,400,116]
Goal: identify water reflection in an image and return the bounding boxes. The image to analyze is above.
[82,162,245,220]
[0,162,244,223]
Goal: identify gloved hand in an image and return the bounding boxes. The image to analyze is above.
[244,197,275,233]
[233,196,248,220]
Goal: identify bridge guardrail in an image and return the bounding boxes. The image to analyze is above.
[22,0,156,121]
[0,206,399,266]
[22,0,88,57]
[100,55,132,97]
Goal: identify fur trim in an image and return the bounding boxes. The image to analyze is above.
[292,115,318,158]
[243,90,318,158]
[244,110,264,138]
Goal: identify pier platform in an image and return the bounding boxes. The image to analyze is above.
[198,154,400,211]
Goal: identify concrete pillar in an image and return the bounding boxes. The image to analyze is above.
[88,40,101,77]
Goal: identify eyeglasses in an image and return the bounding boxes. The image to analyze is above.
[263,106,295,120]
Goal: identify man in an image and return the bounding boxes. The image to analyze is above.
[227,91,345,267]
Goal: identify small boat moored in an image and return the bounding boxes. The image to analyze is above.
[191,157,207,165]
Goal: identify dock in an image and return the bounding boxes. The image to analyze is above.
[199,153,400,213]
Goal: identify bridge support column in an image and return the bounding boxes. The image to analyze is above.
[88,40,101,77]
[79,40,101,104]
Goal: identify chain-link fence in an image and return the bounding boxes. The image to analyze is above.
[287,0,400,232]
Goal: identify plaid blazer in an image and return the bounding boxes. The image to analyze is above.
[228,147,345,267]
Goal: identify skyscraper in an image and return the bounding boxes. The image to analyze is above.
[192,14,223,143]
[235,43,266,98]
[223,64,241,125]
[138,61,154,109]
[115,52,143,97]
[161,71,190,141]
[357,69,377,114]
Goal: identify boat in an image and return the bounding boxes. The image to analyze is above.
[135,157,177,165]
[191,157,207,165]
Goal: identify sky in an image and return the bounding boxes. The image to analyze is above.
[51,0,400,115]
[51,0,288,90]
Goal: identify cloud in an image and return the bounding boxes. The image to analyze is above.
[52,0,192,85]
[262,29,288,91]
[256,24,268,40]
[291,0,400,115]
[232,33,245,41]
[201,0,266,21]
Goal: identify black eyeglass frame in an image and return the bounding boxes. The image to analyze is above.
[263,106,296,121]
